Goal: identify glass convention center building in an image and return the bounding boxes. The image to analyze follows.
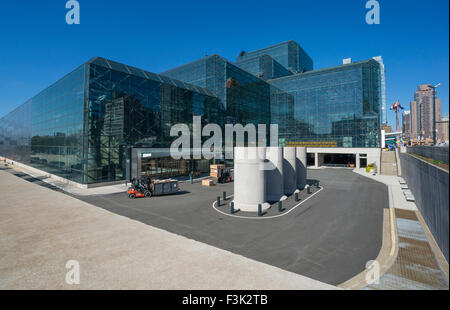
[0,40,382,187]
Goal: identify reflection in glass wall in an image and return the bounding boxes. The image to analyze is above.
[0,65,86,183]
[0,55,381,186]
[86,58,222,184]
[269,60,381,148]
[161,55,291,135]
[0,101,32,164]
[0,58,222,185]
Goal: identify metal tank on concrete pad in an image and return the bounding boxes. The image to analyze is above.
[265,147,284,202]
[233,147,270,212]
[296,147,307,190]
[283,147,297,195]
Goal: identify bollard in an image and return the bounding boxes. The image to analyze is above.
[230,201,234,214]
[223,191,227,201]
[316,180,320,188]
[217,196,221,207]
[278,201,284,212]
[258,204,263,217]
[307,186,311,194]
[295,192,299,202]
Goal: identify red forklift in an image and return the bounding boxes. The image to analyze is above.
[127,177,180,199]
[127,178,152,198]
[217,168,233,184]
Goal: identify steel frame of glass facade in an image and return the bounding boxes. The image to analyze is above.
[1,41,381,186]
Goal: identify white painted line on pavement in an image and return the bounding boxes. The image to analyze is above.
[211,186,324,220]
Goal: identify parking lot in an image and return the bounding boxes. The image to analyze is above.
[77,168,388,285]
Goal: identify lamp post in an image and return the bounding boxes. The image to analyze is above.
[430,83,441,145]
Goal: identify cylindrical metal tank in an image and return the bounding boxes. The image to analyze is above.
[296,147,307,189]
[233,147,270,212]
[283,147,297,195]
[265,147,284,202]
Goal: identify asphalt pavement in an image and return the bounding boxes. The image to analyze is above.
[77,168,388,285]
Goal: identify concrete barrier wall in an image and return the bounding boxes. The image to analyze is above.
[407,146,449,164]
[234,147,268,212]
[266,147,284,202]
[400,153,449,261]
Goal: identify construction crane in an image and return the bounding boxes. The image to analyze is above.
[390,99,404,132]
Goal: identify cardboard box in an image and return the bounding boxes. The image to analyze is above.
[202,179,214,187]
[210,164,225,178]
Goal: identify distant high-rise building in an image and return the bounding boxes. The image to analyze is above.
[410,100,418,140]
[402,110,411,141]
[410,84,442,140]
[438,116,449,143]
[373,56,387,126]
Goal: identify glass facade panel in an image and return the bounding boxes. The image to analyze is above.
[269,60,381,148]
[0,58,222,185]
[0,65,86,183]
[86,60,222,184]
[234,54,292,80]
[161,55,286,130]
[1,42,382,186]
[0,101,32,164]
[237,41,313,73]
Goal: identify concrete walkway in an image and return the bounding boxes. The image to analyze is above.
[365,209,448,290]
[353,168,448,290]
[353,168,417,211]
[0,168,336,290]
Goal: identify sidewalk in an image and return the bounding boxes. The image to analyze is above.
[353,168,417,211]
[0,168,337,290]
[353,168,449,290]
[364,209,448,290]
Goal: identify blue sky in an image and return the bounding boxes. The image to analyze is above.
[0,0,448,127]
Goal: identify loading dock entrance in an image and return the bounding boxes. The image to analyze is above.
[141,156,210,179]
[322,154,356,167]
[130,148,216,180]
[308,148,380,169]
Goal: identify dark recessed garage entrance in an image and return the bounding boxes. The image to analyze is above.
[322,154,356,167]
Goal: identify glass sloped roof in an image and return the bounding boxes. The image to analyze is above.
[268,59,377,82]
[87,57,217,97]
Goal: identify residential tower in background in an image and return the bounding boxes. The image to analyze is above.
[409,84,442,141]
